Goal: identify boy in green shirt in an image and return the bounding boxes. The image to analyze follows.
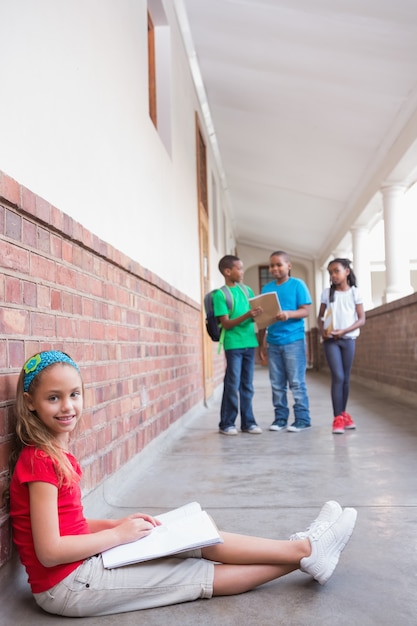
[212,255,263,435]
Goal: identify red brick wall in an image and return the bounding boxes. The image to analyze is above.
[0,171,209,568]
[352,293,417,395]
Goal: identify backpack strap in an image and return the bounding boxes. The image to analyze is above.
[217,286,232,352]
[236,283,250,299]
[219,285,233,312]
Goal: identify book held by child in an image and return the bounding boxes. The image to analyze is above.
[102,502,222,568]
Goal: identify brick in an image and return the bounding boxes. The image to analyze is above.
[0,308,29,335]
[30,312,56,337]
[23,281,37,306]
[5,209,21,240]
[62,239,73,263]
[8,341,25,368]
[0,372,18,403]
[30,253,56,282]
[37,284,51,309]
[0,342,6,369]
[0,172,20,206]
[50,233,62,259]
[20,186,36,215]
[35,195,51,223]
[0,240,30,273]
[5,276,21,304]
[22,218,37,247]
[51,289,62,311]
[56,316,79,339]
[37,226,50,254]
[56,264,77,289]
[50,205,63,231]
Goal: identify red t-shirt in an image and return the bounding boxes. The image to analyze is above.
[10,446,91,593]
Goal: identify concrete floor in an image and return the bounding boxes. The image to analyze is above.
[1,367,417,625]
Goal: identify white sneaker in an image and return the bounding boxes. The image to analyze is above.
[290,501,342,540]
[242,425,262,434]
[269,423,287,431]
[219,426,238,436]
[300,507,357,585]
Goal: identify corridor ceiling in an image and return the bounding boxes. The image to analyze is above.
[178,0,417,265]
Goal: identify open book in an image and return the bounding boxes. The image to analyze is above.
[249,292,281,330]
[101,502,223,569]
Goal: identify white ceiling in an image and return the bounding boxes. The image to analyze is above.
[178,0,417,265]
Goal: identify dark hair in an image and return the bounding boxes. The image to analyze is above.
[270,250,290,262]
[327,258,358,303]
[218,255,240,275]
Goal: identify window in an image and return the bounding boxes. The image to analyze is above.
[147,1,172,152]
[148,12,157,127]
[259,265,272,291]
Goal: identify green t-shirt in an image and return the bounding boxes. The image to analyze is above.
[212,284,258,350]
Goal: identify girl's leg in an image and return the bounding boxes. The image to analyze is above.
[203,532,309,565]
[323,340,344,416]
[212,563,297,595]
[203,505,358,593]
[339,339,356,412]
[203,533,309,595]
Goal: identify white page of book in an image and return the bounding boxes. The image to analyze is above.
[101,503,222,569]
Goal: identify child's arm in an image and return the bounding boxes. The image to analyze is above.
[29,481,159,567]
[276,303,310,322]
[317,303,327,339]
[258,328,267,362]
[218,306,262,330]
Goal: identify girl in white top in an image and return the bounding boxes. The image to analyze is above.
[318,259,366,435]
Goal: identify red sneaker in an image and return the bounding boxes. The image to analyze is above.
[342,411,356,430]
[332,415,345,434]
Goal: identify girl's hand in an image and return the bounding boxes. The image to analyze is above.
[114,513,161,545]
[250,306,263,318]
[115,513,161,528]
[330,329,344,338]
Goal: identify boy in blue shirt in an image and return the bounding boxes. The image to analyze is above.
[258,251,312,432]
[213,255,263,435]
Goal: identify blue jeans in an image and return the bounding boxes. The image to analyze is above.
[323,337,356,417]
[219,348,257,430]
[267,340,310,426]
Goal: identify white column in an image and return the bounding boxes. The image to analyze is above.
[321,266,329,291]
[351,226,373,310]
[382,184,413,303]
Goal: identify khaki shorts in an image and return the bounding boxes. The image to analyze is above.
[34,551,214,617]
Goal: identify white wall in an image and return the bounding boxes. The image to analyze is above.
[0,0,227,302]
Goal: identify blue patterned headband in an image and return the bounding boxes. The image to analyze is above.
[23,351,80,392]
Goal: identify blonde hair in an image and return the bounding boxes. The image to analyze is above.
[9,357,83,488]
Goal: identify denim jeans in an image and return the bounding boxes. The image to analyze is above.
[323,337,356,417]
[219,348,257,430]
[267,340,310,426]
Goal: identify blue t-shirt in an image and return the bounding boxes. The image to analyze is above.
[262,277,312,345]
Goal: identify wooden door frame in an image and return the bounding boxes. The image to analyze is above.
[195,115,214,403]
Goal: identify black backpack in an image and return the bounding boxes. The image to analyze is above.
[204,284,250,342]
